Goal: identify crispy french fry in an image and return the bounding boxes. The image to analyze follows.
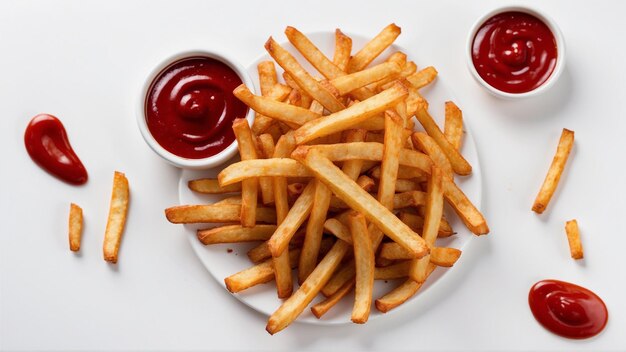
[234,85,319,126]
[341,129,367,180]
[375,261,410,280]
[349,212,374,324]
[218,159,313,186]
[232,119,259,227]
[347,24,401,73]
[375,264,436,313]
[225,249,301,293]
[378,111,404,210]
[399,212,454,237]
[268,181,316,257]
[565,219,583,260]
[409,167,443,282]
[165,204,276,224]
[103,171,129,263]
[372,61,417,91]
[258,134,276,205]
[68,203,83,252]
[266,239,351,334]
[294,83,408,144]
[442,178,489,235]
[265,37,345,112]
[247,230,307,264]
[252,61,279,135]
[299,179,332,283]
[333,29,352,72]
[444,101,464,150]
[285,26,344,79]
[293,149,428,258]
[412,132,453,179]
[378,246,462,266]
[406,66,438,89]
[370,165,427,180]
[188,179,241,194]
[311,277,355,318]
[532,129,575,214]
[330,62,401,95]
[197,225,277,245]
[415,105,472,175]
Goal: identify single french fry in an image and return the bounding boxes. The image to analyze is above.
[370,165,428,180]
[232,119,259,227]
[103,171,130,263]
[165,204,276,224]
[268,181,316,257]
[412,132,453,179]
[234,85,320,126]
[311,277,355,318]
[347,24,401,73]
[442,178,489,235]
[252,61,279,135]
[247,230,307,264]
[330,190,426,210]
[225,248,301,293]
[415,105,472,176]
[378,111,405,210]
[532,129,575,214]
[299,179,333,283]
[293,83,408,144]
[265,37,345,112]
[285,26,344,79]
[565,219,583,260]
[341,129,367,180]
[377,246,462,267]
[188,179,242,194]
[197,224,277,245]
[410,166,443,282]
[333,29,352,72]
[218,159,313,186]
[444,101,464,150]
[375,264,436,313]
[257,134,276,205]
[330,62,401,96]
[374,261,410,280]
[349,212,374,324]
[68,203,83,252]
[406,66,438,89]
[293,149,428,258]
[266,239,351,334]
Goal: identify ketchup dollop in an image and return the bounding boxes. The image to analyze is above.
[24,114,88,185]
[529,280,608,339]
[145,57,248,159]
[472,11,558,93]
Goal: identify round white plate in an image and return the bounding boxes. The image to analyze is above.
[178,32,483,325]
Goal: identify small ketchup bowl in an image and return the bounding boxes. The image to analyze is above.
[137,50,254,169]
[466,6,566,99]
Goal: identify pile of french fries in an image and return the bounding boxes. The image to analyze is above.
[165,24,489,334]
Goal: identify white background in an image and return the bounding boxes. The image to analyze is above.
[1,0,625,350]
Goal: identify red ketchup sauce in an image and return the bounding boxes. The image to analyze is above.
[24,114,88,185]
[472,11,558,93]
[529,280,608,339]
[145,57,248,159]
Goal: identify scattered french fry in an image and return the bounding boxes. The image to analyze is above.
[103,171,129,263]
[565,219,583,260]
[532,129,575,214]
[68,203,83,252]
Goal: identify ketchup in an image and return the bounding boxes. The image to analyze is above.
[472,11,557,93]
[529,280,608,339]
[24,114,88,185]
[145,57,248,159]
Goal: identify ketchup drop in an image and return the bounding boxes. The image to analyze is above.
[529,280,608,339]
[24,114,88,185]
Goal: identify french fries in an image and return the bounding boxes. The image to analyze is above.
[165,25,490,333]
[532,129,575,214]
[103,171,129,263]
[68,203,83,252]
[565,219,583,260]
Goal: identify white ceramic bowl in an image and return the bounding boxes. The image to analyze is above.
[466,6,566,99]
[137,50,254,169]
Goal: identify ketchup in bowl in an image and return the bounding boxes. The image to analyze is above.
[145,57,248,159]
[471,11,558,94]
[529,280,608,339]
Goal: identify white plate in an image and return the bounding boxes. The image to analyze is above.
[178,32,483,325]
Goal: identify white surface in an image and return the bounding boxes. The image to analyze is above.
[178,32,482,324]
[1,0,625,350]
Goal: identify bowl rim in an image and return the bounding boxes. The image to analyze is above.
[465,5,566,99]
[136,49,255,169]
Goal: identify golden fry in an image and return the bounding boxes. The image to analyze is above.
[347,23,401,73]
[299,179,332,283]
[333,29,352,72]
[103,171,130,263]
[377,111,404,210]
[218,159,313,186]
[444,101,464,150]
[565,219,583,260]
[188,179,241,194]
[406,66,438,89]
[311,277,355,318]
[348,212,374,324]
[234,84,319,126]
[412,132,453,179]
[68,203,83,252]
[197,224,277,245]
[257,134,276,205]
[375,264,436,313]
[232,119,259,227]
[165,204,276,224]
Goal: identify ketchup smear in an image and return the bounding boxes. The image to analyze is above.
[145,57,248,159]
[529,280,608,339]
[24,114,88,185]
[472,11,558,93]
